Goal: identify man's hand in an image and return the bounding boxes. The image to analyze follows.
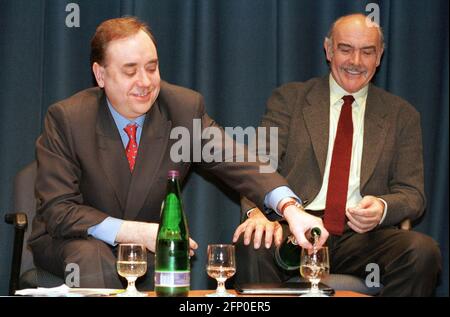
[116,221,198,256]
[283,205,329,250]
[188,238,198,257]
[115,221,159,252]
[346,195,384,233]
[232,208,283,249]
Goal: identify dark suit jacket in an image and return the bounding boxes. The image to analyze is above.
[242,76,425,227]
[30,81,288,251]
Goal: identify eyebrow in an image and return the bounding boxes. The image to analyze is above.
[337,43,352,49]
[361,46,377,51]
[121,59,158,69]
[337,43,377,51]
[122,63,137,68]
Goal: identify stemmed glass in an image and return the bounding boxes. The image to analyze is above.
[300,246,330,297]
[116,243,148,297]
[206,244,236,297]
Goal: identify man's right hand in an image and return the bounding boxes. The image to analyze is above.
[115,221,159,252]
[283,205,329,250]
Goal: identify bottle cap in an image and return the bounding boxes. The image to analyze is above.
[167,170,180,178]
[311,227,321,237]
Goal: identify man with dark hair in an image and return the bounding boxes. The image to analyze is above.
[30,17,323,289]
[233,14,441,296]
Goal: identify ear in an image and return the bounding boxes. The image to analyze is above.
[376,47,384,67]
[324,37,333,62]
[92,62,105,88]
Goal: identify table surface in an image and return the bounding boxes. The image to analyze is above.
[147,289,369,297]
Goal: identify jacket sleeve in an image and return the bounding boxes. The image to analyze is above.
[34,104,108,240]
[378,107,426,226]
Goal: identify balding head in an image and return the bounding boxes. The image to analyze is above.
[326,14,384,51]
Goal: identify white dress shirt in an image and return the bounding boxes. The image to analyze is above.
[306,75,387,224]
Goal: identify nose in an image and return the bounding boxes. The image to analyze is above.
[136,69,151,87]
[350,50,361,65]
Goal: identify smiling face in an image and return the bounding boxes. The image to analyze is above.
[92,30,161,120]
[324,15,384,93]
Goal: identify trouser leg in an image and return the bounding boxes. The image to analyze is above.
[329,228,442,296]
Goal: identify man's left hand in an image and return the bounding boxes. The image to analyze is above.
[346,195,384,233]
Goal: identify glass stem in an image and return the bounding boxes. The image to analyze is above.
[127,277,138,292]
[311,280,320,293]
[216,278,226,294]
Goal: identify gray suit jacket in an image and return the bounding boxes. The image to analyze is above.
[243,76,425,227]
[30,81,288,252]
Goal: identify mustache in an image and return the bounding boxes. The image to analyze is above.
[341,65,367,73]
[131,87,155,95]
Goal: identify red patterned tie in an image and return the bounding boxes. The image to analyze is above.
[124,123,138,172]
[324,95,354,235]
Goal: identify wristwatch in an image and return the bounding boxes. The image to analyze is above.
[279,199,304,217]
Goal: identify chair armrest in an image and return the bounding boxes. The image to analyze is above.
[5,212,28,230]
[4,212,28,295]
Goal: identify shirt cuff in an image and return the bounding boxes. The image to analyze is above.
[87,217,124,246]
[378,198,388,225]
[264,186,302,217]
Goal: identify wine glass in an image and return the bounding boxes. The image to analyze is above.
[116,243,148,297]
[206,244,236,297]
[300,246,330,297]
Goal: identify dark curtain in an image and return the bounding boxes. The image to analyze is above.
[0,0,447,296]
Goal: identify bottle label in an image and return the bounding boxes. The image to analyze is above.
[155,271,190,287]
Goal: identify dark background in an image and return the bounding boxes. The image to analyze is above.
[0,0,447,296]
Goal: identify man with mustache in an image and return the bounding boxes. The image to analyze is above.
[233,14,441,296]
[29,17,325,289]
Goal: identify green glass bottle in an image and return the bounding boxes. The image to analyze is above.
[274,227,321,270]
[154,170,190,297]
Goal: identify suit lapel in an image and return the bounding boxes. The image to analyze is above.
[124,99,172,220]
[304,78,330,178]
[360,85,389,189]
[96,94,131,212]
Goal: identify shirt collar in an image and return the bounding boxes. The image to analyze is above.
[329,74,369,107]
[106,98,146,131]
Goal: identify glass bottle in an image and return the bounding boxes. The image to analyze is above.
[154,170,190,297]
[274,227,322,270]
